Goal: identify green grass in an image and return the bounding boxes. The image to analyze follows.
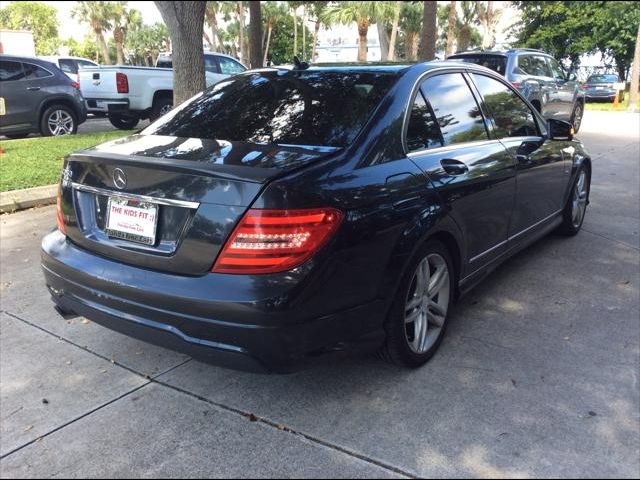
[0,130,132,192]
[585,93,640,111]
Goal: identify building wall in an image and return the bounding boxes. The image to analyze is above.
[0,30,36,56]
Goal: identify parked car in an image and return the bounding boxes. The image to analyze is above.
[582,74,625,102]
[42,62,591,372]
[155,51,247,75]
[0,54,87,138]
[447,48,585,132]
[79,52,247,130]
[39,55,99,82]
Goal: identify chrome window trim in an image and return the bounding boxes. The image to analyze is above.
[71,183,200,209]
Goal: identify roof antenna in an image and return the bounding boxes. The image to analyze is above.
[293,56,309,70]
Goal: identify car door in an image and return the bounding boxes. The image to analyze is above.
[469,72,568,247]
[0,60,39,133]
[406,72,517,271]
[547,57,576,120]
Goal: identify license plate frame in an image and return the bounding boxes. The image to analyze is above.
[105,197,159,246]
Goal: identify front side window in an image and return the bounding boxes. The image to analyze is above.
[547,58,565,81]
[0,61,24,81]
[420,73,488,146]
[406,91,442,152]
[59,58,77,74]
[472,73,539,138]
[144,70,398,148]
[217,56,246,75]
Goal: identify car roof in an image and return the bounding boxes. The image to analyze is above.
[0,53,57,66]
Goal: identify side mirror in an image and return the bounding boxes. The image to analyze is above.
[548,119,574,141]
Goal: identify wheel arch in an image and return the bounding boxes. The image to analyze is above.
[37,96,80,123]
[152,89,173,108]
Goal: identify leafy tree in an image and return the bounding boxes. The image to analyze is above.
[111,2,142,65]
[125,22,169,65]
[264,11,313,65]
[437,1,481,54]
[72,1,114,65]
[63,36,99,62]
[204,2,225,52]
[399,1,423,61]
[324,1,393,62]
[457,0,478,52]
[0,1,59,55]
[262,2,288,64]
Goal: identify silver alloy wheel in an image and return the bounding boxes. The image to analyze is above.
[159,103,172,116]
[404,253,450,354]
[47,110,74,136]
[572,170,588,228]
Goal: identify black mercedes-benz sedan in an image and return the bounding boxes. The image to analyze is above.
[41,61,591,372]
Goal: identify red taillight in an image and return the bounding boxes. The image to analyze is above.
[71,81,80,90]
[511,80,521,89]
[116,72,129,93]
[56,184,66,235]
[212,208,343,274]
[581,84,590,90]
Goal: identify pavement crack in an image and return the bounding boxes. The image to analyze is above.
[150,378,417,479]
[581,228,640,251]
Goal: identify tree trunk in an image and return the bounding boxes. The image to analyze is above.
[312,19,320,61]
[263,23,273,65]
[377,22,389,61]
[231,42,238,59]
[155,1,206,106]
[388,1,401,61]
[628,23,640,112]
[203,31,214,50]
[249,1,262,68]
[114,27,125,64]
[302,4,306,60]
[445,0,457,57]
[205,9,219,52]
[238,1,247,66]
[459,24,471,52]
[406,32,417,61]
[357,20,369,62]
[293,8,298,57]
[418,1,437,61]
[95,28,112,65]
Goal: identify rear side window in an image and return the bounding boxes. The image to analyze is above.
[204,55,219,74]
[406,91,442,152]
[23,63,52,80]
[77,60,97,69]
[449,55,507,75]
[517,55,551,77]
[145,71,398,148]
[59,58,77,74]
[217,56,246,75]
[0,61,24,81]
[472,74,539,138]
[420,73,488,146]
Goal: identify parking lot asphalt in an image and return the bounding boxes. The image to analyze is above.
[0,111,638,478]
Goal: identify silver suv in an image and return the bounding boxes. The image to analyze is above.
[448,48,585,132]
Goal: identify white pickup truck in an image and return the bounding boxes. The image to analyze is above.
[78,52,247,129]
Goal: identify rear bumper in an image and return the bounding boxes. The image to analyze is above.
[41,231,386,372]
[584,89,618,99]
[85,98,130,114]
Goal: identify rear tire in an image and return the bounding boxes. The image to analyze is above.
[108,114,140,130]
[150,96,173,122]
[558,165,590,236]
[380,240,454,368]
[40,105,77,137]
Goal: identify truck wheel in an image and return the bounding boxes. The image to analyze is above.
[151,97,173,122]
[40,105,77,137]
[109,114,140,130]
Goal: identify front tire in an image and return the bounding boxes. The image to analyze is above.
[150,96,173,122]
[40,105,77,137]
[108,114,140,130]
[380,240,454,368]
[571,101,584,133]
[558,165,590,236]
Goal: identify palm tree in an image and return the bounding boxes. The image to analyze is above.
[477,1,501,50]
[418,1,437,61]
[388,1,402,60]
[205,2,225,52]
[310,2,329,62]
[400,1,422,61]
[445,0,457,57]
[458,0,477,52]
[112,2,142,65]
[72,1,113,65]
[324,1,391,62]
[262,2,288,65]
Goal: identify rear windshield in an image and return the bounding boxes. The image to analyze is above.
[143,70,398,148]
[449,55,507,75]
[586,74,618,83]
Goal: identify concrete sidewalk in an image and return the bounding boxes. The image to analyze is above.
[0,110,638,478]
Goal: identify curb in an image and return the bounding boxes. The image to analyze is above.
[0,184,57,214]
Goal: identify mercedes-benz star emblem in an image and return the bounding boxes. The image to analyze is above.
[113,168,127,190]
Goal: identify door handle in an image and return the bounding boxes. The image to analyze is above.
[27,86,41,91]
[440,158,469,176]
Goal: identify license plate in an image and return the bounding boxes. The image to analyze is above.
[596,86,605,90]
[105,197,158,245]
[96,101,105,108]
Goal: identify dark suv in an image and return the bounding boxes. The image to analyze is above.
[0,55,87,139]
[448,48,585,132]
